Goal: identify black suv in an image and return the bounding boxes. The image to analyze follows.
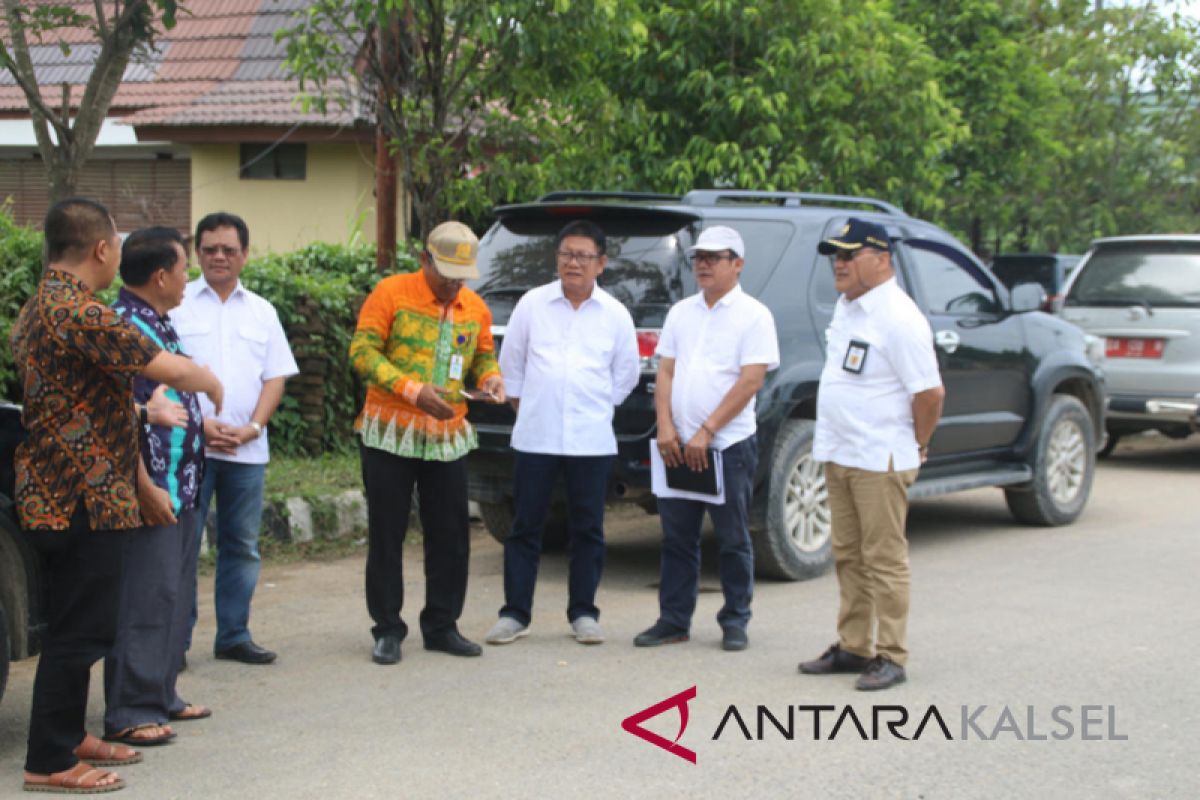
[465,190,1106,581]
[0,402,42,705]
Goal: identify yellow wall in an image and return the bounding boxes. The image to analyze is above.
[189,142,407,254]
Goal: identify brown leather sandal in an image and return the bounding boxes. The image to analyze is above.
[168,704,212,722]
[73,735,142,767]
[22,761,126,793]
[102,723,175,747]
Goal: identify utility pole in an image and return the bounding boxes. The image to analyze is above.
[374,10,400,273]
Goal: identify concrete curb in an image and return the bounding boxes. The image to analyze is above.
[200,493,481,550]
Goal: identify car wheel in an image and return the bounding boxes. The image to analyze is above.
[1097,431,1120,459]
[751,420,833,580]
[478,500,568,550]
[1005,395,1096,525]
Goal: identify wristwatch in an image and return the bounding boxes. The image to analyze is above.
[137,404,149,427]
[249,421,264,439]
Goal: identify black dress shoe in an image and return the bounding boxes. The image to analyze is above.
[721,626,749,652]
[214,640,277,665]
[633,621,690,647]
[798,643,870,674]
[855,656,907,691]
[423,630,482,657]
[372,635,402,665]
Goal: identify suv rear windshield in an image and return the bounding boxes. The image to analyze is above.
[473,225,688,326]
[1066,242,1200,308]
[991,255,1064,292]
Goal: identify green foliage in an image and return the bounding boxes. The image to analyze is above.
[0,207,43,400]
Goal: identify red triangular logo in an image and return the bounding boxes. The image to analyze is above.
[621,686,698,764]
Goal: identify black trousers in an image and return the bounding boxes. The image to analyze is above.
[360,443,470,642]
[24,504,124,774]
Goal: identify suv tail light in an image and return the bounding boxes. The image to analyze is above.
[636,330,661,373]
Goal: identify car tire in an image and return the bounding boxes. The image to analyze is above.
[1097,431,1120,459]
[751,420,833,581]
[1005,395,1096,526]
[478,500,568,550]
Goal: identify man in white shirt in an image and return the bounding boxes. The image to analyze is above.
[799,217,944,691]
[633,226,779,652]
[173,212,299,666]
[485,221,639,646]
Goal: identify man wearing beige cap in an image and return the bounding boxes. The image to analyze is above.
[350,221,506,664]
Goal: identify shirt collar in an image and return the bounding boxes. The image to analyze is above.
[853,276,896,314]
[550,279,600,307]
[195,274,245,301]
[692,282,744,310]
[44,268,91,294]
[116,286,167,322]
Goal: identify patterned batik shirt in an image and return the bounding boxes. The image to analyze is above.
[350,270,501,461]
[113,288,205,514]
[10,270,161,531]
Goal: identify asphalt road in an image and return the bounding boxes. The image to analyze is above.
[1,435,1197,799]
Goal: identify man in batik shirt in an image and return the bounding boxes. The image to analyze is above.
[351,221,505,665]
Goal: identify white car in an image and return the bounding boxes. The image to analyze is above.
[1060,235,1200,454]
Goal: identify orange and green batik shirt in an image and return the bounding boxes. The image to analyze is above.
[350,271,501,461]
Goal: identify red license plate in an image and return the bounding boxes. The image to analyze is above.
[1105,337,1165,358]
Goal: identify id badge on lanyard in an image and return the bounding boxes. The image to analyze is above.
[843,340,869,374]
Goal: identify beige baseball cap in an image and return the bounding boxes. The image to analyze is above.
[426,221,480,280]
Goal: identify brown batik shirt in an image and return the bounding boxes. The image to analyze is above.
[10,269,161,531]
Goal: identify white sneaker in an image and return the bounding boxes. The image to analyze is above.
[571,616,605,645]
[485,617,529,645]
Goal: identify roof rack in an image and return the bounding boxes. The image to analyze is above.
[538,190,683,203]
[681,190,907,216]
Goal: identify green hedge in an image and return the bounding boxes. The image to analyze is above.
[0,208,419,456]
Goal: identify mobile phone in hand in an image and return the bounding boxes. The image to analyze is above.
[460,389,495,402]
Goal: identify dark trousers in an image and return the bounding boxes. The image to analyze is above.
[501,451,612,626]
[24,504,124,774]
[656,435,757,631]
[361,443,470,641]
[103,506,199,734]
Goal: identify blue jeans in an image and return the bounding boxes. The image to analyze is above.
[501,452,612,626]
[655,435,757,631]
[192,459,266,652]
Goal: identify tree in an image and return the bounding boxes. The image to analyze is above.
[282,0,642,241]
[0,1,181,202]
[557,0,965,218]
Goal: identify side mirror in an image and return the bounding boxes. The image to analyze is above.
[1010,282,1046,313]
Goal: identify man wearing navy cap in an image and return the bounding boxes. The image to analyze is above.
[798,217,944,690]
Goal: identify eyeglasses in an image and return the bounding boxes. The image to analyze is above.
[833,249,873,263]
[688,251,736,267]
[556,250,602,265]
[199,245,242,258]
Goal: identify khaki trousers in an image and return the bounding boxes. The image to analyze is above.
[826,460,918,666]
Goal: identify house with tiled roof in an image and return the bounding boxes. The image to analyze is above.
[0,0,401,252]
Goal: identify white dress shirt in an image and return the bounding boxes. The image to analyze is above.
[502,281,639,456]
[656,284,780,450]
[814,277,942,472]
[172,277,299,464]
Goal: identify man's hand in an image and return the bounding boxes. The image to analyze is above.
[138,482,177,527]
[146,384,188,428]
[203,417,240,455]
[657,422,684,468]
[683,426,713,472]
[481,375,506,404]
[415,384,456,420]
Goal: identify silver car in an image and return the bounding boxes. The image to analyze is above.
[1060,235,1200,454]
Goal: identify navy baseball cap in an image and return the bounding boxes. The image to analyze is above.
[818,217,891,255]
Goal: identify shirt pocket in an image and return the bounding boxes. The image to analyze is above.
[174,320,212,364]
[238,324,269,372]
